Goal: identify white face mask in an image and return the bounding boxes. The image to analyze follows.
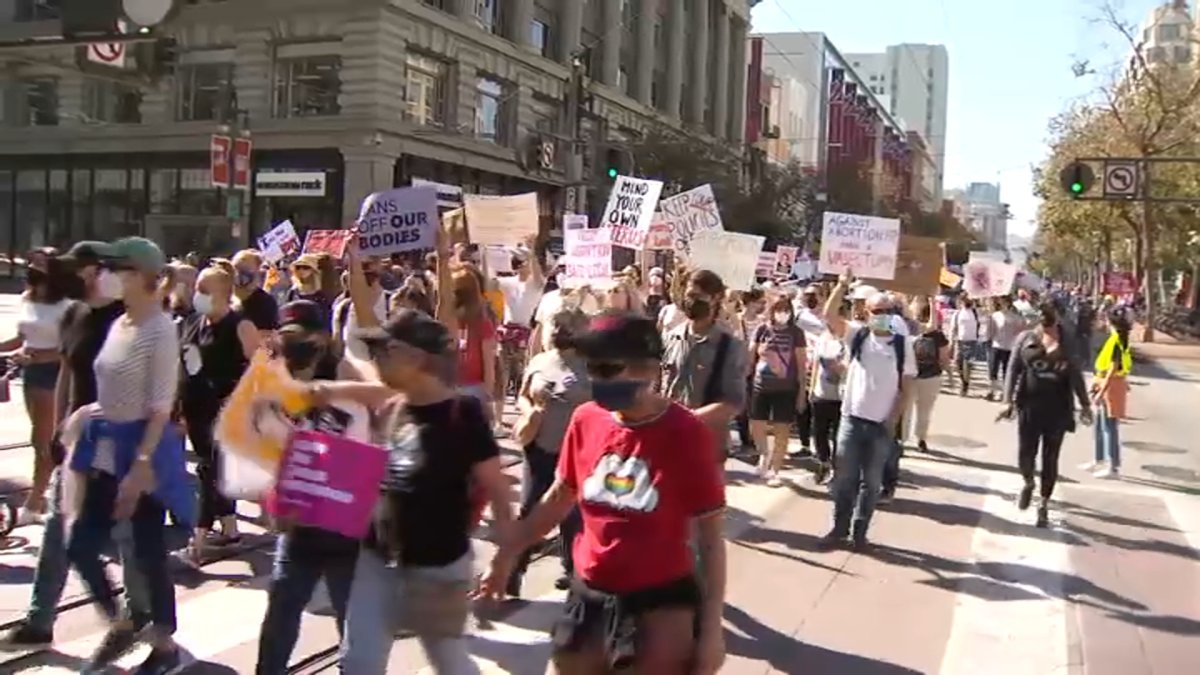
[95,269,124,300]
[192,292,215,316]
[773,312,791,325]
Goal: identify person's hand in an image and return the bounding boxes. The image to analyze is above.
[114,460,156,520]
[838,267,854,287]
[995,405,1014,422]
[1079,407,1094,426]
[10,351,30,367]
[474,548,518,602]
[691,628,726,675]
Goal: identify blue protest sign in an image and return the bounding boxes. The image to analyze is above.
[356,186,439,255]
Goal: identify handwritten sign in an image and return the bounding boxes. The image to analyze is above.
[659,184,723,258]
[755,251,778,279]
[463,193,540,246]
[561,227,613,289]
[257,220,300,263]
[689,230,765,292]
[964,260,1018,299]
[269,429,387,539]
[817,211,901,280]
[483,245,514,275]
[775,245,799,277]
[861,236,944,296]
[356,186,438,255]
[1103,272,1136,296]
[611,225,647,250]
[601,175,663,232]
[563,214,589,231]
[302,229,352,258]
[646,219,674,251]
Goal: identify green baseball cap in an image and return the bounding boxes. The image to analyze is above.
[111,237,167,273]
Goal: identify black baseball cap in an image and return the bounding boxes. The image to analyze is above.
[355,309,453,355]
[573,310,664,361]
[279,300,328,334]
[61,241,118,266]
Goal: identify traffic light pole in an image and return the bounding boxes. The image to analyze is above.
[564,59,586,215]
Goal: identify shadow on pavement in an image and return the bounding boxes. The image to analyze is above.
[883,496,1090,546]
[723,604,923,674]
[1118,475,1200,497]
[731,537,854,577]
[1105,610,1200,637]
[1062,520,1200,564]
[918,448,1080,485]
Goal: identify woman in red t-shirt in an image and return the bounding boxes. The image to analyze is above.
[449,267,496,422]
[479,311,727,674]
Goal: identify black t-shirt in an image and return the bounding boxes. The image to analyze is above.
[1017,335,1073,416]
[60,300,125,414]
[914,329,949,379]
[190,310,249,403]
[371,395,499,567]
[239,288,279,331]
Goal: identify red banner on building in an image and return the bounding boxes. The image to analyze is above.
[210,135,232,188]
[232,138,253,191]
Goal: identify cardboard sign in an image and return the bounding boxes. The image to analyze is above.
[443,207,470,247]
[688,230,765,292]
[1103,272,1136,296]
[356,186,439,255]
[940,267,962,287]
[601,175,664,232]
[963,260,1018,299]
[755,251,778,279]
[817,211,901,280]
[463,193,540,246]
[257,220,301,263]
[302,229,352,258]
[269,429,387,540]
[561,227,613,289]
[646,219,674,251]
[775,245,799,277]
[611,225,647,250]
[861,236,944,296]
[659,184,723,258]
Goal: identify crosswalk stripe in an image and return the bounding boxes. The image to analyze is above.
[937,473,1072,675]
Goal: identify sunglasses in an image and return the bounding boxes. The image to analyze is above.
[586,361,629,379]
[868,308,889,316]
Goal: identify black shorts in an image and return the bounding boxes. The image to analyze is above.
[749,388,799,424]
[553,575,701,670]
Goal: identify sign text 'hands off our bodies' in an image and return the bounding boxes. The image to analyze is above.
[356,186,439,256]
[817,211,902,280]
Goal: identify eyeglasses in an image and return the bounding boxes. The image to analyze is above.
[586,361,629,379]
[868,308,889,316]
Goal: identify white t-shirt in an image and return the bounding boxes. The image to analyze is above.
[534,289,600,324]
[498,275,543,325]
[658,303,688,334]
[841,330,917,424]
[951,308,981,342]
[336,293,389,363]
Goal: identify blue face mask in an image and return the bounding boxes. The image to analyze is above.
[590,379,644,411]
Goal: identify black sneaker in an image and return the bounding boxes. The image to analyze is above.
[505,572,523,599]
[553,575,571,591]
[817,528,849,550]
[1035,506,1050,529]
[917,440,929,453]
[1018,483,1034,511]
[813,462,831,485]
[960,383,969,397]
[86,624,141,670]
[4,620,52,647]
[133,646,185,675]
[851,521,869,551]
[877,486,895,505]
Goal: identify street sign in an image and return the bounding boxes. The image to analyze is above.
[86,42,126,68]
[1103,161,1139,198]
[210,135,232,188]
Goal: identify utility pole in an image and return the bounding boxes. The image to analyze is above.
[563,57,586,216]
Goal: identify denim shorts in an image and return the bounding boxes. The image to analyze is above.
[22,362,60,391]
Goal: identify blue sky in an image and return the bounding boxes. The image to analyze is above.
[749,0,1165,238]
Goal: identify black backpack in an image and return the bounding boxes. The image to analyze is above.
[849,327,905,385]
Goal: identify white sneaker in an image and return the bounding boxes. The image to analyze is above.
[1094,466,1120,479]
[766,473,784,488]
[1079,461,1104,472]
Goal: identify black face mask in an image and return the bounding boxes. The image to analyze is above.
[26,269,47,287]
[551,330,574,351]
[282,341,323,373]
[682,297,711,320]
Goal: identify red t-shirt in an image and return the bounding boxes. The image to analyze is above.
[557,401,726,593]
[456,317,495,385]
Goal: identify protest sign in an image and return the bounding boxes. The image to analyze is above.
[561,227,614,288]
[791,258,817,280]
[755,251,778,279]
[443,207,470,246]
[940,267,962,287]
[963,260,1018,299]
[1103,271,1136,296]
[269,428,387,539]
[646,219,674,251]
[484,245,514,275]
[257,220,300,263]
[775,245,799,277]
[601,176,663,232]
[356,186,438,255]
[861,235,944,296]
[563,213,589,231]
[817,211,901,280]
[302,229,352,258]
[659,184,723,258]
[463,193,540,246]
[689,230,765,292]
[611,225,647,250]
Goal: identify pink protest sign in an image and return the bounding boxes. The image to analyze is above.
[269,430,386,539]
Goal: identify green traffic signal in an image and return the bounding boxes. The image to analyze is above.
[1071,181,1084,194]
[607,167,619,179]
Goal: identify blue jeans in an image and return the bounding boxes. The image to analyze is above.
[66,472,176,633]
[829,416,893,534]
[255,530,357,675]
[27,468,151,631]
[1092,407,1121,469]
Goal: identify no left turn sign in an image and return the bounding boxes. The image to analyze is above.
[87,43,127,69]
[1103,161,1139,198]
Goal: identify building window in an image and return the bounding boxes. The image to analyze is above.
[474,76,509,145]
[474,0,501,35]
[14,0,60,21]
[618,67,629,95]
[176,63,235,122]
[1159,23,1183,40]
[274,55,341,118]
[531,19,551,57]
[1174,45,1191,63]
[1148,46,1168,63]
[421,0,445,8]
[83,80,142,124]
[405,53,449,126]
[15,78,59,127]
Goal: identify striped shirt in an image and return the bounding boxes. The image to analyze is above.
[94,310,180,423]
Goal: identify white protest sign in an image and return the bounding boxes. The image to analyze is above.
[688,230,765,292]
[611,226,647,250]
[483,246,514,276]
[755,251,778,279]
[601,175,663,231]
[775,245,799,277]
[257,220,300,263]
[463,193,540,246]
[792,259,817,280]
[817,211,901,280]
[356,186,438,256]
[646,219,674,251]
[658,184,723,258]
[963,260,1018,299]
[563,214,589,231]
[561,227,614,289]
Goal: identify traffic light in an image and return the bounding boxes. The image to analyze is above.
[601,145,633,181]
[1059,161,1095,198]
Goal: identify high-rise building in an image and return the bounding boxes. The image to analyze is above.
[844,44,949,201]
[1138,1,1194,66]
[947,182,1008,251]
